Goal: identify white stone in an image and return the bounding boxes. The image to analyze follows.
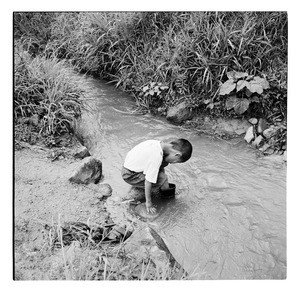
[248,118,258,125]
[283,151,287,162]
[244,126,255,143]
[252,135,264,147]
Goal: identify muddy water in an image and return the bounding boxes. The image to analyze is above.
[81,78,286,279]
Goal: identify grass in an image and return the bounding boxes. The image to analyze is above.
[15,217,187,280]
[14,12,287,118]
[14,42,91,141]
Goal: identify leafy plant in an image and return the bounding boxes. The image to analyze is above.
[136,82,169,109]
[218,71,269,115]
[142,82,169,97]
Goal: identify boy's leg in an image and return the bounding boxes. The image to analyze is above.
[152,169,169,192]
[121,166,145,188]
[122,166,169,194]
[121,166,146,201]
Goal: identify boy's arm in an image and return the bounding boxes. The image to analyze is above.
[145,180,156,214]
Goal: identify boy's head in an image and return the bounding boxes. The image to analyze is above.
[164,138,193,163]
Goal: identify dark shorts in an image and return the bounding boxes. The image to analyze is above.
[121,166,167,190]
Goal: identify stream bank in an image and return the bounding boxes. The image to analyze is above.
[14,75,286,280]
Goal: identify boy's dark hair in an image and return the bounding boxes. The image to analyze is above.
[170,138,193,162]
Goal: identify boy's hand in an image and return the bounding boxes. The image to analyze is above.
[146,201,157,214]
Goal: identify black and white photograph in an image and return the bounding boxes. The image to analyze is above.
[9,7,294,286]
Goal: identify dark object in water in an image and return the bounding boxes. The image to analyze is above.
[161,183,176,199]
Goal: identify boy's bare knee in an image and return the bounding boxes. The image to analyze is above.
[160,180,169,190]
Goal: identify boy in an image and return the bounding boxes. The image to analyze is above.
[121,138,193,214]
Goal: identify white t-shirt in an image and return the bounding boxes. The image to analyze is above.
[124,140,163,183]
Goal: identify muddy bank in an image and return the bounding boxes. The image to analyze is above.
[14,142,183,280]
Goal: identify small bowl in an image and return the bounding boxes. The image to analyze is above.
[161,183,176,199]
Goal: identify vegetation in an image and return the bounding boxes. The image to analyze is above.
[13,12,287,280]
[15,219,186,280]
[14,41,91,146]
[14,11,287,151]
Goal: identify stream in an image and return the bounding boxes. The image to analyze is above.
[79,77,286,280]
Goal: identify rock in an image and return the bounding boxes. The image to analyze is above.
[107,229,121,241]
[235,120,252,135]
[259,143,271,152]
[157,107,165,115]
[283,151,287,162]
[166,102,194,124]
[73,146,91,159]
[123,226,170,268]
[252,135,264,147]
[69,157,102,184]
[264,148,274,155]
[99,183,113,197]
[263,126,278,139]
[244,126,255,143]
[258,118,268,134]
[248,118,258,125]
[235,128,247,135]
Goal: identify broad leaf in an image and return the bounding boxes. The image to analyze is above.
[248,77,269,94]
[253,76,269,90]
[226,95,238,110]
[219,79,236,95]
[236,80,250,92]
[234,98,250,115]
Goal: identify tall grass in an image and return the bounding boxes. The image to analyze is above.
[14,11,287,136]
[32,12,286,113]
[14,42,90,137]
